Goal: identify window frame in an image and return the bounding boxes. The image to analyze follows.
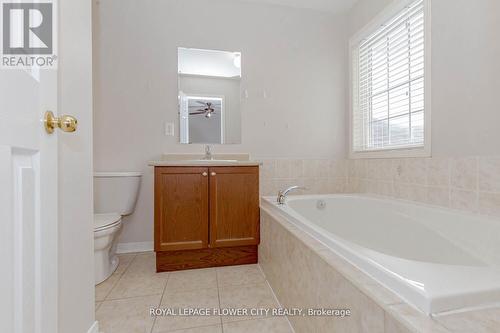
[349,0,432,159]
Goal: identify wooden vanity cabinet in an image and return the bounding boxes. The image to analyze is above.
[209,167,260,248]
[154,165,259,272]
[154,167,209,252]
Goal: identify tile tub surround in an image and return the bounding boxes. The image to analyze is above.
[259,159,348,196]
[259,206,500,333]
[346,156,500,219]
[95,252,294,333]
[259,156,500,220]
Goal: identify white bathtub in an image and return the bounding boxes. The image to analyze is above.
[261,194,500,315]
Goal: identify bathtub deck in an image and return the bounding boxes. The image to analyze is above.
[260,201,500,333]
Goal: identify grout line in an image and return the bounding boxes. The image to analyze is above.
[102,255,136,301]
[256,264,296,333]
[97,255,134,302]
[215,267,224,332]
[222,315,285,326]
[119,255,136,274]
[217,280,268,290]
[95,301,102,312]
[216,265,278,328]
[104,293,165,302]
[150,272,170,333]
[166,324,222,332]
[98,278,119,301]
[98,253,163,303]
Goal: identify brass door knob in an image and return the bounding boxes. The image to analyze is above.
[44,111,78,134]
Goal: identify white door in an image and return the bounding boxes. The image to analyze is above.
[0,66,61,331]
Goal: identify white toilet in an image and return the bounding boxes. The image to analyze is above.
[93,172,142,284]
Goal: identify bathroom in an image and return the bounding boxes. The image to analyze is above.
[2,0,500,332]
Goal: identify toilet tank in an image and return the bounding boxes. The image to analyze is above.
[94,172,142,215]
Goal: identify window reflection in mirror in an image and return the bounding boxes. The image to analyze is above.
[178,47,242,144]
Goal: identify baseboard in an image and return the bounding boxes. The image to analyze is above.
[116,241,153,254]
[87,321,99,333]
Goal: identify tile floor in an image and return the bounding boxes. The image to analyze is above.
[95,252,294,333]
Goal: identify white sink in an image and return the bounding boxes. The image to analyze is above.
[184,159,239,164]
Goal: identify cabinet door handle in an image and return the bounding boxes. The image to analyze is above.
[202,172,208,177]
[211,172,217,176]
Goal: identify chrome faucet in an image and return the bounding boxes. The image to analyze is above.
[277,185,307,205]
[204,145,213,160]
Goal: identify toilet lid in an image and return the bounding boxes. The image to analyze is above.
[94,213,122,231]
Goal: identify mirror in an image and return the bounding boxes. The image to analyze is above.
[178,47,242,144]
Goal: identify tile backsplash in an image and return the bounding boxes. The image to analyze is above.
[259,156,500,219]
[259,159,347,197]
[346,156,500,219]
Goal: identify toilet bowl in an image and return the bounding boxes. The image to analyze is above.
[94,213,122,284]
[94,172,142,285]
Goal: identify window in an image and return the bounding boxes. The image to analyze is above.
[350,0,430,158]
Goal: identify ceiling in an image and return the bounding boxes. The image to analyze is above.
[238,0,359,14]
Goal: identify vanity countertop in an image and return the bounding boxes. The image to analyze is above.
[148,160,262,167]
[148,153,262,167]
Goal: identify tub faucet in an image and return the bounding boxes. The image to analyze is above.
[277,186,307,205]
[204,145,213,160]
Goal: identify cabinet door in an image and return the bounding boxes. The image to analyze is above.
[155,167,209,251]
[209,166,260,248]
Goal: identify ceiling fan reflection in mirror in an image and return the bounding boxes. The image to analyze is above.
[188,99,222,119]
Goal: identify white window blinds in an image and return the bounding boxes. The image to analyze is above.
[352,0,425,153]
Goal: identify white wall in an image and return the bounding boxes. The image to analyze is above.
[348,0,500,158]
[178,48,241,77]
[93,0,348,244]
[430,0,500,157]
[59,0,95,332]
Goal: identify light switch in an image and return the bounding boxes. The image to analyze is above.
[165,122,175,136]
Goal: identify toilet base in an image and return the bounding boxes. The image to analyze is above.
[95,252,119,285]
